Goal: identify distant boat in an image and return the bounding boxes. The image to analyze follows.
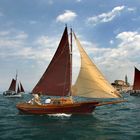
[3,73,25,98]
[19,82,25,93]
[130,67,140,96]
[16,26,125,115]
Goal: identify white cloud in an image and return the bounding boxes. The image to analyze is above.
[36,35,58,47]
[87,6,126,25]
[76,0,82,2]
[110,40,114,44]
[56,10,77,23]
[115,31,140,58]
[15,32,28,39]
[31,35,60,61]
[0,31,10,36]
[0,39,22,48]
[0,29,66,90]
[95,31,140,84]
[0,30,28,49]
[128,7,136,12]
[116,31,138,42]
[1,29,139,86]
[0,29,61,63]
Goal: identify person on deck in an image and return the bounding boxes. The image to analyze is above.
[45,97,51,104]
[28,94,41,105]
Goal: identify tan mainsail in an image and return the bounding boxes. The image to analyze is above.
[72,33,121,98]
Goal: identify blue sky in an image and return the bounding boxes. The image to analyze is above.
[0,0,140,91]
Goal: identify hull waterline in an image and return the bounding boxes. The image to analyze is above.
[16,101,99,115]
[3,90,22,98]
[4,94,22,98]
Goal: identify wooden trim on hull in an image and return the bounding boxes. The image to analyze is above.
[16,101,99,115]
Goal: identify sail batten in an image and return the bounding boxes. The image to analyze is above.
[72,33,121,98]
[32,27,71,96]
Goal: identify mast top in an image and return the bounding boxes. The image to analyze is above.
[65,23,67,28]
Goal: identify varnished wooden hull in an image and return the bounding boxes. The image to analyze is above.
[16,101,99,115]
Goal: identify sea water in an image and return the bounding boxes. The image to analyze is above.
[0,93,140,140]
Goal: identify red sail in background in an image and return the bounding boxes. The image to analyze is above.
[20,82,25,92]
[32,27,71,96]
[133,67,140,90]
[17,84,20,93]
[8,78,16,91]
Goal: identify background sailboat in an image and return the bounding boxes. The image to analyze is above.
[130,67,140,96]
[3,73,25,98]
[17,82,25,94]
[8,78,16,92]
[16,27,125,115]
[20,82,25,93]
[3,78,17,96]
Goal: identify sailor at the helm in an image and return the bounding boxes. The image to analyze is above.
[28,94,41,105]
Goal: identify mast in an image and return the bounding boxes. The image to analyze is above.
[70,27,72,96]
[15,70,18,92]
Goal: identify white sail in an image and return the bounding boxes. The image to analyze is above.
[72,33,121,98]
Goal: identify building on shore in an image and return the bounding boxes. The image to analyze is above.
[111,78,132,93]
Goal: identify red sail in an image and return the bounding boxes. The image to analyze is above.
[133,67,140,90]
[32,27,71,96]
[20,82,25,92]
[8,78,16,91]
[17,84,20,93]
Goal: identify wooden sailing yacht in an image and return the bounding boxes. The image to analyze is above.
[3,74,25,98]
[16,27,125,114]
[130,67,140,96]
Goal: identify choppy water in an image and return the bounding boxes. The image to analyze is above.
[0,93,140,140]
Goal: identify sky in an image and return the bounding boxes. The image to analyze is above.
[0,0,140,91]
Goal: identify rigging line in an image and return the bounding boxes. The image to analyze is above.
[70,28,72,96]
